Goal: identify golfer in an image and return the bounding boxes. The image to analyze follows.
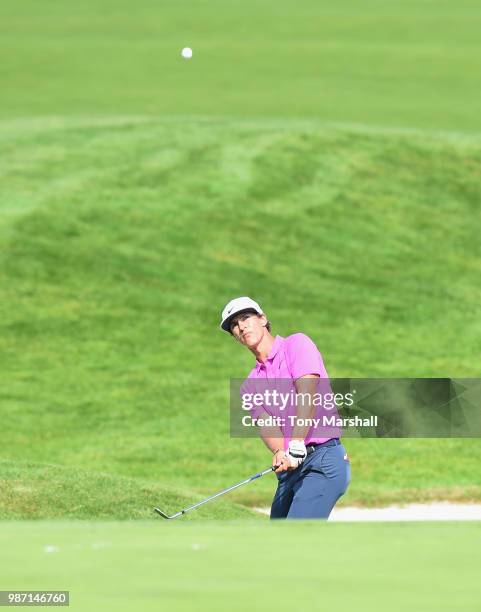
[221,296,350,519]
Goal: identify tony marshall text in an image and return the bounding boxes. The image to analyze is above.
[241,415,378,428]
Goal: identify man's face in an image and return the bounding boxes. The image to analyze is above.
[229,311,267,347]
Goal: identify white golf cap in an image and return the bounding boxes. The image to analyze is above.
[220,296,264,332]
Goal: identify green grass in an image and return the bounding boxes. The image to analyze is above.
[0,1,481,131]
[0,460,260,520]
[1,0,481,519]
[1,5,480,612]
[1,117,480,514]
[1,521,480,611]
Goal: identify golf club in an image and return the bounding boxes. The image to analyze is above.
[154,466,275,519]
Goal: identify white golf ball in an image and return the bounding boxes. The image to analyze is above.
[181,47,193,59]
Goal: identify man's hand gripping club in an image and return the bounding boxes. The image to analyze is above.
[272,440,307,473]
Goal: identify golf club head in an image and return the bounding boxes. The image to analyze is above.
[154,507,184,519]
[154,507,173,519]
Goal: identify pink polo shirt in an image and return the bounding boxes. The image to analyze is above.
[243,334,341,448]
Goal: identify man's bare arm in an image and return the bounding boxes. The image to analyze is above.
[257,424,284,453]
[291,374,320,442]
[256,423,289,473]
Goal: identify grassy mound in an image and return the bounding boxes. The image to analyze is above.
[0,460,262,520]
[1,117,480,515]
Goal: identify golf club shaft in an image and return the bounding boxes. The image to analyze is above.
[181,466,274,515]
[155,466,274,518]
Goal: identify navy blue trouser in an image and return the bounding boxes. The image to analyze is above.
[270,440,350,519]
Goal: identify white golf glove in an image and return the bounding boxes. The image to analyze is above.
[285,440,307,468]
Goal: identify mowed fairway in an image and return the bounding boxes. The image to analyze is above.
[1,521,480,612]
[1,0,481,131]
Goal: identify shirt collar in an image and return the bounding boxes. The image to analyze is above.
[255,335,284,370]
